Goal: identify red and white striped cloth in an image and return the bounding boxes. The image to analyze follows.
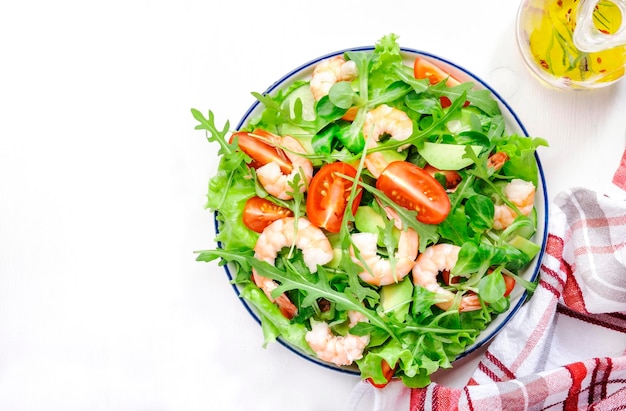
[345,167,626,410]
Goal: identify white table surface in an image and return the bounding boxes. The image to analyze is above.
[1,1,625,410]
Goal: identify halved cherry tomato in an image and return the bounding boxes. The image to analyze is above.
[242,196,293,233]
[413,57,469,108]
[341,106,359,121]
[486,152,509,171]
[366,360,396,388]
[306,162,362,233]
[376,161,451,225]
[229,130,292,174]
[414,56,461,87]
[503,274,515,297]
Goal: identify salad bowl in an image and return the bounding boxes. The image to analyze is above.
[200,37,549,386]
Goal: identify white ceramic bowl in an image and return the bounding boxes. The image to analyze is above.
[218,46,549,376]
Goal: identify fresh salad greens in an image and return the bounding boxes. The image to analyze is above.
[192,34,548,388]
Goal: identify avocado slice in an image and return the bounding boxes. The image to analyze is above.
[418,142,483,170]
[508,234,541,260]
[354,206,400,246]
[380,276,413,322]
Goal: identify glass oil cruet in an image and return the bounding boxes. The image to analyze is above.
[516,0,626,90]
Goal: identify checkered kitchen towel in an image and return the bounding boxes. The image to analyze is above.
[345,174,626,410]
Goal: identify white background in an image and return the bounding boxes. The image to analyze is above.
[1,0,625,410]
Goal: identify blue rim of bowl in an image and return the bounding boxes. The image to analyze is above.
[214,46,550,376]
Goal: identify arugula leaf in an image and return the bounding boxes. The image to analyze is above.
[251,91,316,134]
[467,89,501,116]
[394,65,430,94]
[367,81,413,107]
[195,247,254,284]
[432,81,472,105]
[345,50,375,101]
[404,91,439,114]
[191,109,233,155]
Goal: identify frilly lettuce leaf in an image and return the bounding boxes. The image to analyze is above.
[211,172,257,251]
[240,283,313,353]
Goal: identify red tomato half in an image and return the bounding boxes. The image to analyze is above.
[306,162,362,233]
[414,57,461,87]
[230,130,292,174]
[376,161,451,225]
[414,57,470,108]
[503,274,515,297]
[366,360,396,388]
[242,196,293,233]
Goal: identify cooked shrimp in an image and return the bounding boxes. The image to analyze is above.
[253,217,334,319]
[412,243,481,312]
[493,179,536,230]
[423,164,462,192]
[255,133,313,200]
[487,151,509,171]
[251,270,298,319]
[254,217,333,274]
[378,200,404,230]
[362,104,413,178]
[305,311,370,366]
[309,55,358,101]
[350,228,418,286]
